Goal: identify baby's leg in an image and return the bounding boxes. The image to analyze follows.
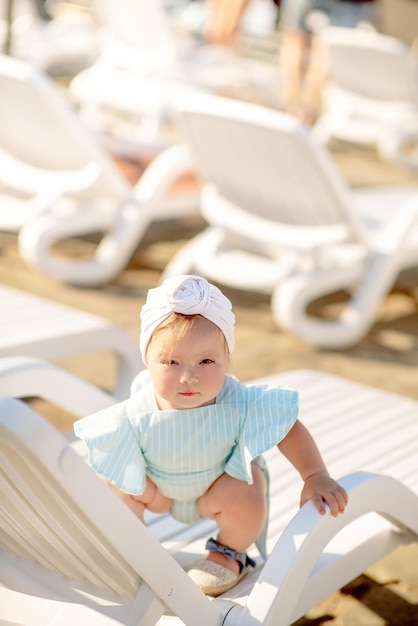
[143,477,173,514]
[102,475,173,522]
[197,464,267,574]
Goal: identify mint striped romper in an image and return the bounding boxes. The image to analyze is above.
[74,371,298,556]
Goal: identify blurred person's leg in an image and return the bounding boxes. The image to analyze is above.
[205,0,251,47]
[297,32,329,122]
[279,0,378,124]
[278,29,311,116]
[300,1,379,120]
[278,0,318,121]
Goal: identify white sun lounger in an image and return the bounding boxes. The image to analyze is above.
[1,364,417,626]
[0,285,142,399]
[313,27,418,172]
[0,52,198,286]
[162,92,418,348]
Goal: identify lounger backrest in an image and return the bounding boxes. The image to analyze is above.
[178,94,368,243]
[97,0,176,71]
[320,27,418,102]
[0,394,220,625]
[0,398,141,596]
[0,54,128,197]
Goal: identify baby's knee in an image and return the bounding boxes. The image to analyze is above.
[231,468,267,518]
[200,470,266,517]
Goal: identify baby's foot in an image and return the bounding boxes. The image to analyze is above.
[187,538,255,596]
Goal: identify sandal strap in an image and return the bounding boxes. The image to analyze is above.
[206,537,256,573]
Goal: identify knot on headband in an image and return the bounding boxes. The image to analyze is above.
[140,275,235,363]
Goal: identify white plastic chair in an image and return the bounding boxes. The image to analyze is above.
[0,285,142,399]
[313,27,418,172]
[68,0,282,156]
[1,363,417,625]
[68,0,186,155]
[0,0,100,75]
[0,53,199,285]
[162,93,418,348]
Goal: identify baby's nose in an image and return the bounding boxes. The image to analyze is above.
[180,368,198,384]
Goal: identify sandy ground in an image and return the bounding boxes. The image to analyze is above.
[1,139,417,625]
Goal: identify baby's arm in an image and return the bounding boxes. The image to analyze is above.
[277,420,348,517]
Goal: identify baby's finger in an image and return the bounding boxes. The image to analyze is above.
[334,485,349,513]
[323,492,340,517]
[311,493,327,515]
[326,488,348,516]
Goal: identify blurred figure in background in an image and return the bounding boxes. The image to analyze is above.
[205,0,251,47]
[204,0,280,48]
[278,0,379,124]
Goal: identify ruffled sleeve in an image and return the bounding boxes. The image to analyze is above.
[73,396,147,495]
[130,368,154,396]
[224,382,298,483]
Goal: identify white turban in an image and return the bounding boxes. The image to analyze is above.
[140,275,235,363]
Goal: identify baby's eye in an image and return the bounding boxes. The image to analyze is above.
[162,359,178,365]
[201,359,214,365]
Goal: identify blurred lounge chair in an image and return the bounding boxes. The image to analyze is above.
[0,53,198,285]
[69,0,188,156]
[0,355,114,448]
[313,27,418,172]
[0,284,142,399]
[1,364,417,625]
[0,0,99,76]
[68,0,282,156]
[162,93,418,348]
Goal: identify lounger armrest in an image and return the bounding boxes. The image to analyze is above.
[0,147,99,194]
[228,471,418,626]
[131,143,197,215]
[378,121,418,173]
[375,192,418,252]
[0,356,115,416]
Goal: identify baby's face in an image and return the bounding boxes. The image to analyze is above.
[146,321,228,410]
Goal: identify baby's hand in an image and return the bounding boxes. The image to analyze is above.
[300,472,348,517]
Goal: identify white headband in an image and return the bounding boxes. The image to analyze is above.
[140,275,235,363]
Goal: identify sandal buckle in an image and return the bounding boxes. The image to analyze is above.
[206,537,256,573]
